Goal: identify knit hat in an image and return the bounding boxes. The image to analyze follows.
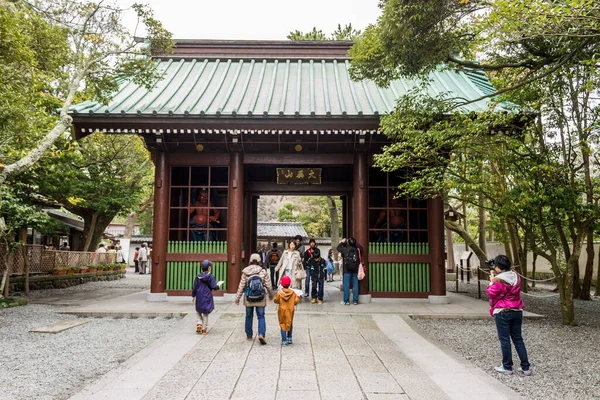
[281,275,291,288]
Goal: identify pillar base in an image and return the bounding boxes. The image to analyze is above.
[358,294,372,304]
[147,292,167,302]
[223,293,237,302]
[428,295,450,304]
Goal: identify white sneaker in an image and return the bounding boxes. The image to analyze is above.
[495,365,513,375]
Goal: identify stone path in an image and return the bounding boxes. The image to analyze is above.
[71,309,523,400]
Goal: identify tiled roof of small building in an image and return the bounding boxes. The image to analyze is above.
[256,222,308,238]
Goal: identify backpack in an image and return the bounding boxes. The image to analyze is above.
[345,246,359,268]
[245,274,265,302]
[269,250,280,266]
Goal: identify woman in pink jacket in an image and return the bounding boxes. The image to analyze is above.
[486,255,531,376]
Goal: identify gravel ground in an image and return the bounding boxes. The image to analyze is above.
[411,280,600,400]
[0,271,182,400]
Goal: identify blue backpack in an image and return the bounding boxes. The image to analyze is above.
[245,274,265,302]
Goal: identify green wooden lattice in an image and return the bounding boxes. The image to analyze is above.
[166,261,227,291]
[368,263,430,292]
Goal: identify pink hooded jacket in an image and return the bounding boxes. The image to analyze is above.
[486,271,524,316]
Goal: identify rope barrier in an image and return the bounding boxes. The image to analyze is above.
[454,264,556,282]
[519,291,561,298]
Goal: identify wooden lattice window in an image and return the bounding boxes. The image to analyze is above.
[169,166,229,243]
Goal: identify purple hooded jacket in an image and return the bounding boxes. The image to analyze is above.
[192,273,219,314]
[486,270,524,316]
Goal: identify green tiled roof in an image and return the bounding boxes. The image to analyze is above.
[70,59,503,118]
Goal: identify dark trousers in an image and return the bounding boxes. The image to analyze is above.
[134,260,139,273]
[311,276,324,300]
[269,266,279,288]
[494,311,530,371]
[304,268,311,295]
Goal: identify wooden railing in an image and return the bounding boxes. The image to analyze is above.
[0,245,117,276]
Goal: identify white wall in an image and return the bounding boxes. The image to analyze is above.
[451,241,599,280]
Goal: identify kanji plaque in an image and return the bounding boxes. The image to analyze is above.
[276,168,322,185]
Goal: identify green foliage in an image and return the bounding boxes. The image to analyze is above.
[288,23,362,41]
[0,185,54,232]
[277,203,297,222]
[21,133,153,247]
[0,2,70,166]
[277,197,342,238]
[349,0,600,90]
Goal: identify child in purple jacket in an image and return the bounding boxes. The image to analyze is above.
[192,260,220,334]
[486,255,531,376]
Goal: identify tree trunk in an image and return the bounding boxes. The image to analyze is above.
[124,193,154,238]
[477,194,487,269]
[595,251,600,297]
[581,231,593,300]
[501,221,513,262]
[572,256,582,298]
[445,219,486,261]
[531,252,537,288]
[327,196,340,273]
[80,212,115,252]
[0,241,10,298]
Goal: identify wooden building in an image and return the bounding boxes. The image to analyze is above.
[70,40,505,302]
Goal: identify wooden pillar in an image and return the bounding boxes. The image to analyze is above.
[150,151,169,294]
[353,152,369,294]
[429,197,446,295]
[227,152,244,293]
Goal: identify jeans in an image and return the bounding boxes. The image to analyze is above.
[280,324,293,342]
[343,273,359,303]
[304,268,311,295]
[269,266,279,289]
[494,311,530,371]
[311,277,324,300]
[245,306,266,338]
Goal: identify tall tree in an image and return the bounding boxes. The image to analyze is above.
[25,133,154,251]
[288,23,362,41]
[0,0,171,235]
[349,0,600,324]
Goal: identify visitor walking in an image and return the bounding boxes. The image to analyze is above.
[192,260,221,335]
[266,242,282,288]
[274,241,303,290]
[274,275,299,347]
[234,253,274,344]
[308,248,327,304]
[337,237,363,305]
[302,239,317,298]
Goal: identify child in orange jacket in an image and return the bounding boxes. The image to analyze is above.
[274,275,299,346]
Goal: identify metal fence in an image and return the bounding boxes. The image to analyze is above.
[0,245,117,276]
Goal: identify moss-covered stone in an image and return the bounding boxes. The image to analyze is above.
[0,297,28,308]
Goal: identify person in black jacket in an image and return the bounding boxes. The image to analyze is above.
[308,248,327,304]
[301,238,316,298]
[336,237,364,305]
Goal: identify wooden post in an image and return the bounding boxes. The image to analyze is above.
[446,228,455,272]
[353,152,369,295]
[429,197,446,295]
[227,152,244,293]
[150,152,169,294]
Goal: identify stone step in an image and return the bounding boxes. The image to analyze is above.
[30,319,90,333]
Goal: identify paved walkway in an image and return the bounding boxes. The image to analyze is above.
[47,278,537,400]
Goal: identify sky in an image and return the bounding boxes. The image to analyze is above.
[118,0,381,40]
